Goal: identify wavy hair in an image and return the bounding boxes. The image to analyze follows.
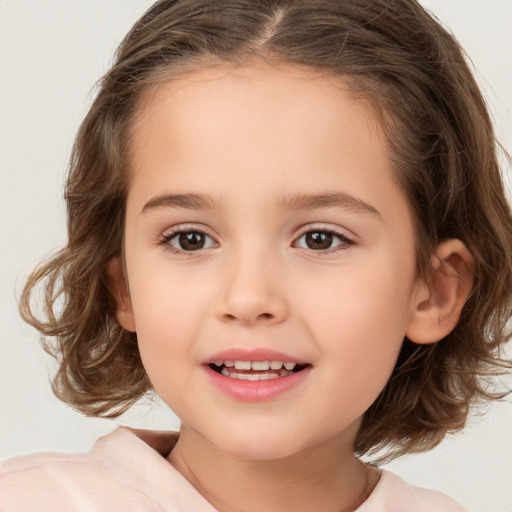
[20,0,512,462]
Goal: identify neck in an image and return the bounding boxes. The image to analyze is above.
[167,424,380,512]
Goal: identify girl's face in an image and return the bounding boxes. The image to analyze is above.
[120,62,423,459]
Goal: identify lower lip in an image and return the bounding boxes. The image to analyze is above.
[204,365,312,402]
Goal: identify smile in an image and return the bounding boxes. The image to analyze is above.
[208,360,308,381]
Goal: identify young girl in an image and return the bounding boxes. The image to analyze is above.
[1,0,511,510]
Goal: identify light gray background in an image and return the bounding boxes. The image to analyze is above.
[1,1,511,511]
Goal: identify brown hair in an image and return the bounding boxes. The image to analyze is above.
[20,0,512,462]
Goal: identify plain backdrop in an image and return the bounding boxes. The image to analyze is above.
[1,1,511,511]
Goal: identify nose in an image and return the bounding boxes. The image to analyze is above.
[216,250,289,326]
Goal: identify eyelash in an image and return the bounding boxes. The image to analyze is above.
[158,228,217,257]
[158,226,355,256]
[294,228,355,255]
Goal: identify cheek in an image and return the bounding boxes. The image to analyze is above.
[304,252,413,337]
[301,255,414,386]
[127,265,213,376]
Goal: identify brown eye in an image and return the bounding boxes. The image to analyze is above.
[177,232,206,250]
[294,229,353,252]
[163,230,217,252]
[305,231,334,250]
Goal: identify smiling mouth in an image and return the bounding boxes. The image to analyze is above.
[208,360,309,381]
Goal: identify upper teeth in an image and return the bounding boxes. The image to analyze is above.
[214,360,296,371]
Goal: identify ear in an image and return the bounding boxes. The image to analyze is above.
[406,239,474,344]
[107,256,137,332]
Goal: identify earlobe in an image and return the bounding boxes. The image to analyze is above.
[406,239,474,344]
[107,257,137,332]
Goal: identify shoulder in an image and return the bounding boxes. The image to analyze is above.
[356,469,471,512]
[0,428,168,512]
[0,451,143,512]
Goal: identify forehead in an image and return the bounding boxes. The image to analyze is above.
[126,61,410,230]
[129,61,385,169]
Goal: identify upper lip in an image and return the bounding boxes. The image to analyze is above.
[203,348,309,365]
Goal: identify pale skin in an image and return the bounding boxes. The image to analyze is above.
[109,61,473,512]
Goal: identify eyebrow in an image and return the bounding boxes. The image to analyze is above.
[277,192,381,218]
[141,193,218,213]
[141,192,381,218]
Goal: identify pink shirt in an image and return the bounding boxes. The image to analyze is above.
[0,427,469,511]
